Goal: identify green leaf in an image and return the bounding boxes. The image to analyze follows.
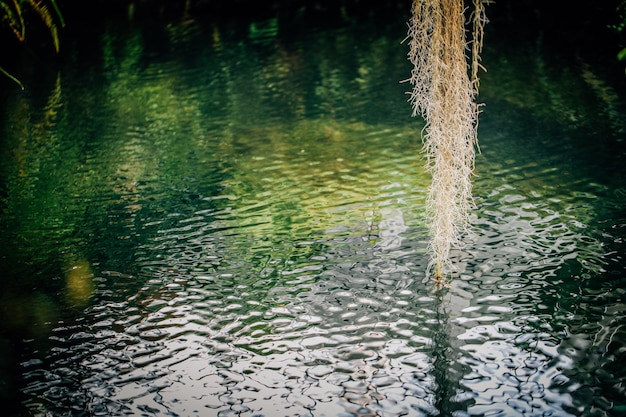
[618,48,626,61]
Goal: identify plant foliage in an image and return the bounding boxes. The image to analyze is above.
[614,0,626,70]
[0,0,64,89]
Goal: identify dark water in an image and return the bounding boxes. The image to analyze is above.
[1,5,626,417]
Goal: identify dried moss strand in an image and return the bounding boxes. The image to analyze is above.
[407,0,486,280]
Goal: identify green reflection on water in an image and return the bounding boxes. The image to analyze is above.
[1,6,625,317]
[0,9,625,416]
[0,16,429,324]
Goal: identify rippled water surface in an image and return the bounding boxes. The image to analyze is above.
[1,5,626,417]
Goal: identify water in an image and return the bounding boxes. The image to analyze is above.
[1,4,625,417]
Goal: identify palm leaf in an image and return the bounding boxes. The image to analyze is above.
[28,0,60,52]
[1,0,26,41]
[0,0,65,88]
[48,0,64,26]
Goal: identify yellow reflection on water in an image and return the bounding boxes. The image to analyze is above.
[65,258,95,307]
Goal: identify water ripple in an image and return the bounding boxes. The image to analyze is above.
[5,8,626,417]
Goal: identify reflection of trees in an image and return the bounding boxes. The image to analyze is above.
[2,73,67,260]
[481,37,626,180]
[2,5,622,416]
[1,6,423,290]
[0,11,434,415]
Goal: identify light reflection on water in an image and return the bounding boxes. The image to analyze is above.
[1,7,625,417]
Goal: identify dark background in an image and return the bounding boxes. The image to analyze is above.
[4,0,626,68]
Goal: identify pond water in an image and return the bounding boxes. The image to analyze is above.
[1,4,625,417]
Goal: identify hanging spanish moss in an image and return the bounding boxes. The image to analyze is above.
[406,0,488,281]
